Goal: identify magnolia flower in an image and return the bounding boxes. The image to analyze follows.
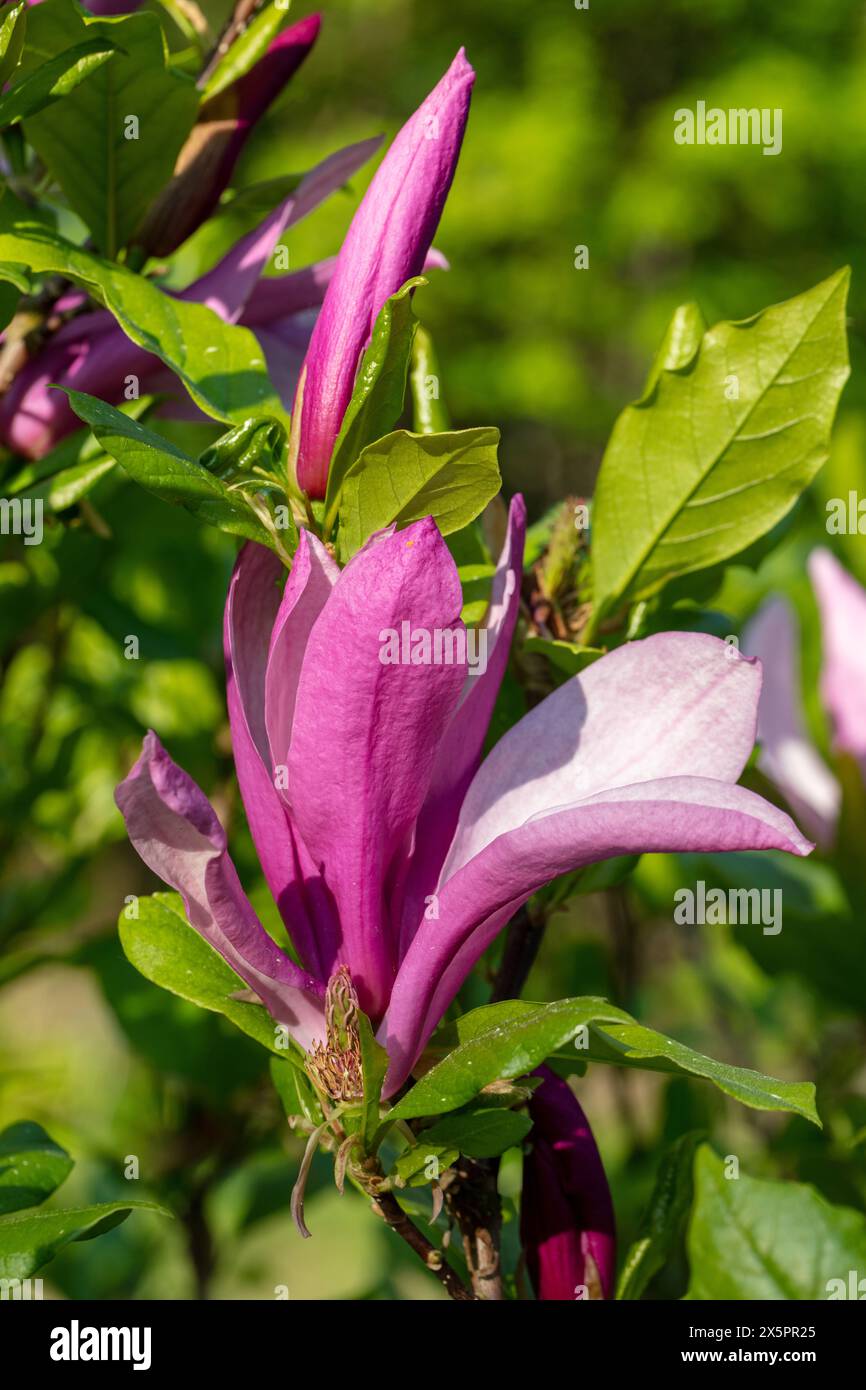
[0,137,381,458]
[521,1067,615,1301]
[115,509,810,1097]
[743,547,866,845]
[290,48,475,498]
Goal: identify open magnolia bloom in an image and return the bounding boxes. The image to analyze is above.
[115,505,811,1099]
[743,547,866,846]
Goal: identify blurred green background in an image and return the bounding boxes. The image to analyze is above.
[2,0,866,1299]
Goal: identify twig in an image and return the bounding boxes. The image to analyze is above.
[198,0,263,88]
[490,901,547,1002]
[370,1191,476,1301]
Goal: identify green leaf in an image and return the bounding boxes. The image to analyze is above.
[567,1019,820,1126]
[0,3,26,88]
[0,214,285,425]
[357,1013,389,1151]
[396,997,820,1125]
[420,1107,532,1159]
[390,998,632,1120]
[410,324,450,434]
[119,892,302,1062]
[393,1143,459,1187]
[20,2,198,256]
[62,390,281,549]
[324,278,423,524]
[0,1122,74,1215]
[0,37,116,128]
[591,270,851,625]
[270,1057,323,1126]
[616,1130,702,1300]
[0,1199,171,1279]
[522,635,604,677]
[202,0,291,102]
[336,426,501,562]
[0,257,28,333]
[686,1144,866,1300]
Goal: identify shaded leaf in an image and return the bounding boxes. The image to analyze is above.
[686,1144,866,1300]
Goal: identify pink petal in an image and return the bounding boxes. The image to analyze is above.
[224,542,337,980]
[742,596,839,845]
[397,494,526,955]
[265,528,339,783]
[287,518,466,1018]
[444,631,767,879]
[382,775,810,1093]
[115,732,325,1049]
[810,547,866,767]
[186,138,382,324]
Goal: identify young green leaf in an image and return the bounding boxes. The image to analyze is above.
[616,1130,702,1300]
[357,1012,389,1151]
[201,0,291,102]
[336,426,501,561]
[419,1107,532,1159]
[270,1057,324,1126]
[324,277,423,524]
[0,3,26,88]
[0,1121,74,1215]
[686,1144,866,1300]
[591,270,850,627]
[410,324,450,434]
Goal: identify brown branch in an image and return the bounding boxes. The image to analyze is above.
[442,1158,503,1300]
[370,1191,476,1301]
[490,902,547,1003]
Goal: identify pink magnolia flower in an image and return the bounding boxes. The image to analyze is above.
[115,509,810,1095]
[743,547,866,846]
[290,49,475,498]
[521,1066,615,1301]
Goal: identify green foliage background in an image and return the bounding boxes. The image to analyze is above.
[2,0,866,1299]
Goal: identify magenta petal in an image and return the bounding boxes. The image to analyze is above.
[265,528,339,780]
[743,596,839,845]
[293,48,475,497]
[287,518,467,1018]
[382,777,811,1094]
[115,732,325,1049]
[810,548,866,768]
[398,494,526,954]
[224,542,335,980]
[522,1067,616,1301]
[186,137,382,324]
